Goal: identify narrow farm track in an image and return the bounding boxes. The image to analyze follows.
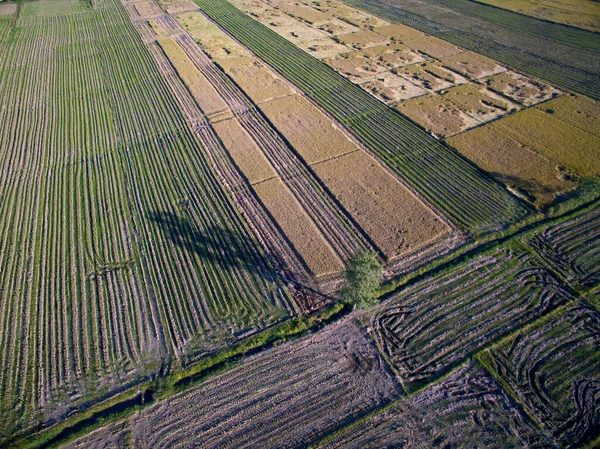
[0,0,293,441]
[192,0,529,235]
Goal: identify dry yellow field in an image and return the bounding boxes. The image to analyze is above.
[259,95,359,164]
[441,51,506,80]
[362,72,427,103]
[157,0,197,14]
[534,94,600,138]
[475,0,600,32]
[254,178,344,276]
[157,38,229,115]
[224,60,294,104]
[492,108,600,177]
[280,3,334,24]
[312,151,450,259]
[397,94,479,138]
[374,24,463,59]
[212,118,278,185]
[396,62,468,91]
[148,19,170,37]
[325,51,386,82]
[323,1,390,28]
[336,29,389,48]
[447,124,577,207]
[484,71,561,106]
[442,83,519,122]
[361,43,425,68]
[316,18,359,35]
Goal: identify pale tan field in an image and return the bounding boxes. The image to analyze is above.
[396,62,469,91]
[361,43,425,69]
[280,3,334,24]
[133,1,157,17]
[494,108,600,177]
[157,0,197,14]
[442,83,519,122]
[441,51,506,80]
[362,72,427,103]
[534,94,600,138]
[158,38,229,114]
[213,118,278,185]
[484,71,561,106]
[336,29,389,49]
[223,60,294,104]
[176,12,252,60]
[324,1,390,28]
[397,94,480,138]
[0,3,17,15]
[316,18,359,35]
[312,151,449,259]
[374,24,463,59]
[259,95,359,164]
[475,0,600,32]
[325,51,386,82]
[254,178,344,276]
[447,124,577,207]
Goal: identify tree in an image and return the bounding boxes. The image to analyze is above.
[339,250,383,309]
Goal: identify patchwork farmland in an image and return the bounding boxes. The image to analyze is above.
[1,0,599,447]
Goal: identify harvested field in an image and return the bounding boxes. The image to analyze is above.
[534,94,600,138]
[396,61,468,92]
[156,0,197,14]
[222,60,293,103]
[361,43,424,68]
[441,82,519,122]
[212,118,277,185]
[373,247,571,391]
[484,70,561,106]
[325,51,386,82]
[133,1,157,17]
[130,321,399,448]
[0,3,17,15]
[441,50,507,80]
[280,2,334,24]
[321,363,554,448]
[324,1,390,28]
[62,422,132,449]
[259,94,358,164]
[397,94,479,138]
[529,205,600,289]
[254,178,344,276]
[20,0,89,17]
[494,108,600,177]
[157,38,229,114]
[447,125,576,207]
[148,19,170,36]
[483,306,600,447]
[336,29,389,49]
[312,150,450,260]
[374,24,463,59]
[316,17,359,35]
[361,72,427,103]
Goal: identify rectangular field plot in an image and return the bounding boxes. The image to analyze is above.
[529,205,600,289]
[483,306,600,447]
[395,61,469,92]
[374,23,463,59]
[533,93,600,138]
[131,321,400,448]
[373,247,571,391]
[440,50,507,80]
[321,363,554,449]
[361,72,427,103]
[484,71,561,106]
[441,82,519,123]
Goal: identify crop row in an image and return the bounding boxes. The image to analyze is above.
[372,246,571,392]
[194,0,528,235]
[0,0,292,441]
[341,0,600,100]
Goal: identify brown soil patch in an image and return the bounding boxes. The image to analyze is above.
[213,118,278,184]
[325,51,386,82]
[259,94,358,164]
[0,3,17,15]
[534,94,600,138]
[442,83,519,122]
[494,108,600,177]
[316,18,359,35]
[313,151,449,259]
[361,43,425,68]
[325,1,390,28]
[280,3,334,24]
[254,178,343,276]
[447,124,577,207]
[396,62,469,91]
[483,71,561,106]
[157,0,197,14]
[158,38,229,115]
[374,24,463,59]
[336,29,389,49]
[441,51,506,80]
[397,93,480,138]
[133,1,158,17]
[225,60,294,103]
[361,72,427,103]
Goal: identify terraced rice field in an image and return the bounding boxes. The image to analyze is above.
[195,0,529,234]
[321,363,554,448]
[372,247,571,391]
[482,306,600,448]
[529,205,600,290]
[0,0,294,438]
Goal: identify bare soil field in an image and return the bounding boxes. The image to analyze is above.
[442,82,519,122]
[374,23,463,59]
[533,93,600,138]
[447,124,576,207]
[312,150,450,259]
[483,306,600,448]
[221,60,293,103]
[280,2,334,24]
[361,43,425,68]
[373,247,571,391]
[316,17,359,35]
[254,178,344,276]
[494,108,600,177]
[0,3,17,15]
[361,72,427,103]
[484,71,561,106]
[397,93,480,138]
[440,50,507,80]
[322,0,390,28]
[321,363,554,448]
[395,61,469,92]
[128,321,399,448]
[157,0,197,14]
[336,29,389,49]
[325,51,386,82]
